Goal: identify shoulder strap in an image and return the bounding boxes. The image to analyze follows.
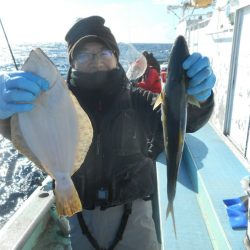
[76,202,132,250]
[109,202,132,249]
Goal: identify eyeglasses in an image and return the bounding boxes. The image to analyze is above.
[73,49,114,65]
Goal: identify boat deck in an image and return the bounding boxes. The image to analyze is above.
[30,212,71,250]
[157,154,213,249]
[157,123,248,249]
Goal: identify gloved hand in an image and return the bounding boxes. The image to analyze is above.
[183,53,216,102]
[0,71,49,119]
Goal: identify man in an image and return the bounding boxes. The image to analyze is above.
[0,16,215,250]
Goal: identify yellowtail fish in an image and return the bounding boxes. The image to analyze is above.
[11,48,93,216]
[154,35,199,236]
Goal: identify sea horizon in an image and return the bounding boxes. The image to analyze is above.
[0,41,172,76]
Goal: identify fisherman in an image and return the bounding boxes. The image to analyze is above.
[135,51,162,93]
[0,16,216,250]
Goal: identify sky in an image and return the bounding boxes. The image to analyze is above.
[0,0,184,45]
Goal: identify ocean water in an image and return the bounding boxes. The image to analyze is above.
[0,42,172,229]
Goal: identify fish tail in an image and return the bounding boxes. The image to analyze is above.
[54,177,82,216]
[166,202,177,238]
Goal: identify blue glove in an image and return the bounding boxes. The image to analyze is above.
[226,207,247,229]
[183,53,216,102]
[223,196,248,229]
[0,71,49,119]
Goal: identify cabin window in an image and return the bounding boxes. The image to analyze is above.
[224,5,250,161]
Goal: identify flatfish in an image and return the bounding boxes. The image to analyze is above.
[10,48,93,216]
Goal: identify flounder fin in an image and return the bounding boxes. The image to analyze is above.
[54,177,82,216]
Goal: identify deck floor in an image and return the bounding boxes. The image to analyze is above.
[33,216,71,250]
[156,152,213,250]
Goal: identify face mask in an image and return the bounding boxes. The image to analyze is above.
[69,66,127,97]
[70,69,110,91]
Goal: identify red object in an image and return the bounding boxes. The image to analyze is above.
[137,66,161,93]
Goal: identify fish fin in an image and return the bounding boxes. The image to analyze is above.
[166,202,177,239]
[176,130,184,165]
[153,93,163,110]
[187,95,200,108]
[54,177,82,216]
[179,129,184,146]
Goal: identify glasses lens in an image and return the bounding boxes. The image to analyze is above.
[100,50,113,59]
[73,49,114,69]
[75,52,92,64]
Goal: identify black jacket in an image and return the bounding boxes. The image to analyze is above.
[69,67,214,210]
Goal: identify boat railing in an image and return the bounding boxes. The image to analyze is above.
[0,176,55,250]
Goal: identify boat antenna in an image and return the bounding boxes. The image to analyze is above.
[0,18,19,70]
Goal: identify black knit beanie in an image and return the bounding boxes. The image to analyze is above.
[65,16,120,62]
